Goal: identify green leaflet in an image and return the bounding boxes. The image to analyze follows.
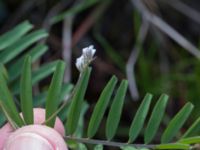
[0,29,48,64]
[94,145,103,150]
[179,136,200,144]
[20,56,33,125]
[0,21,33,50]
[120,146,137,150]
[0,70,24,128]
[144,94,169,144]
[87,76,117,138]
[181,117,200,138]
[66,67,91,134]
[78,143,88,150]
[128,93,153,143]
[0,64,8,81]
[45,61,65,127]
[161,102,194,143]
[106,80,128,140]
[156,143,190,149]
[73,102,89,137]
[8,44,48,81]
[11,61,58,94]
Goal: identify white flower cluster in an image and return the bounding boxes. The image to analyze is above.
[76,45,96,72]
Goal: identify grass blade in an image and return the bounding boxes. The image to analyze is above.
[8,44,48,81]
[45,61,65,127]
[128,93,153,143]
[144,94,169,144]
[66,67,91,134]
[106,80,128,140]
[20,55,33,124]
[0,21,33,50]
[0,29,48,64]
[181,117,200,138]
[94,33,125,70]
[0,70,24,127]
[87,76,118,138]
[161,102,194,143]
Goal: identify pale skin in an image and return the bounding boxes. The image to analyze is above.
[0,108,68,150]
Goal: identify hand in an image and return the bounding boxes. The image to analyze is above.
[0,108,68,150]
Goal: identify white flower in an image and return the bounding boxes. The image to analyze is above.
[82,45,96,61]
[75,56,84,72]
[75,45,96,72]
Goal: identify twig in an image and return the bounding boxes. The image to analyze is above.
[160,0,200,25]
[43,1,71,30]
[126,19,149,100]
[62,16,73,82]
[64,136,155,149]
[131,0,200,59]
[72,1,110,47]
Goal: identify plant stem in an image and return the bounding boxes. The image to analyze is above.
[64,136,156,149]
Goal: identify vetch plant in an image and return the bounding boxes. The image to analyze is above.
[1,37,200,149]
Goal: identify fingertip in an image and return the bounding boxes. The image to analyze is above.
[33,108,65,136]
[4,125,68,150]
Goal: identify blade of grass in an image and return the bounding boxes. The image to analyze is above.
[128,93,153,143]
[0,29,48,64]
[87,76,118,138]
[45,61,65,127]
[106,80,128,140]
[0,21,33,50]
[161,102,194,143]
[66,67,91,134]
[144,94,169,144]
[20,55,33,124]
[94,33,125,71]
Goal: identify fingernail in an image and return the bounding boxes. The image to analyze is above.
[4,132,54,150]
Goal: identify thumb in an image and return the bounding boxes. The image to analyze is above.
[4,125,68,150]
